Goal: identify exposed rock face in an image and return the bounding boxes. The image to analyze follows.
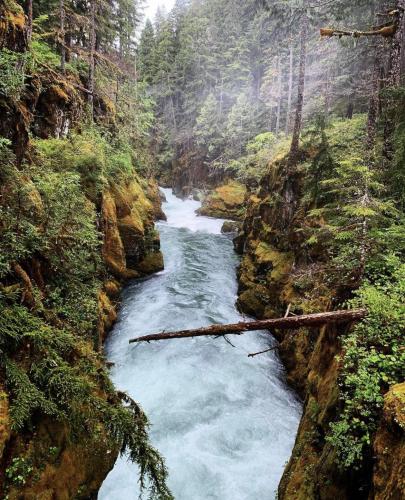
[221,221,242,234]
[373,384,405,500]
[198,181,247,220]
[171,144,210,198]
[147,179,167,221]
[101,179,164,282]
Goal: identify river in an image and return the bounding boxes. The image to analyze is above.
[99,189,301,500]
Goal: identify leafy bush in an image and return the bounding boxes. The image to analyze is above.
[0,299,172,499]
[326,255,405,469]
[30,40,60,69]
[0,48,27,99]
[35,129,136,192]
[5,457,33,486]
[220,131,290,182]
[0,129,173,496]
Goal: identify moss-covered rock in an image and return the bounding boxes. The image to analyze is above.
[198,181,247,220]
[146,179,167,221]
[6,419,118,500]
[136,251,164,275]
[373,383,405,500]
[98,290,118,344]
[101,190,130,279]
[0,389,11,461]
[102,178,164,280]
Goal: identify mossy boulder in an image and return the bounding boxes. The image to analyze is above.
[146,180,167,221]
[198,181,247,220]
[0,389,11,460]
[101,190,131,279]
[5,418,118,500]
[98,291,118,343]
[136,251,164,275]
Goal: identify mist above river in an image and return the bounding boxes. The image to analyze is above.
[99,189,301,500]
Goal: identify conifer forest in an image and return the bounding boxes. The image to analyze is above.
[0,0,404,499]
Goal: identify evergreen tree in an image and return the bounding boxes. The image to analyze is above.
[138,19,156,84]
[194,93,223,156]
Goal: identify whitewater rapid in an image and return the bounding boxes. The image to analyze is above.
[99,189,301,500]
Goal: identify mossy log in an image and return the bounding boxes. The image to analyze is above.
[129,309,367,344]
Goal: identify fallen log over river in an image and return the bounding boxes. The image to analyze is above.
[129,309,367,344]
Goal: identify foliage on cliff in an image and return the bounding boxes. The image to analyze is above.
[0,128,171,499]
[329,256,405,469]
[0,1,171,498]
[235,110,405,497]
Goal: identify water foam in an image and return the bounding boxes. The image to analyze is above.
[99,189,301,500]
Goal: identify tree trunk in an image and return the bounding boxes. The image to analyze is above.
[27,0,33,43]
[129,309,367,344]
[219,75,224,117]
[65,32,71,62]
[285,42,293,134]
[383,1,405,161]
[324,68,331,118]
[268,100,273,132]
[276,55,282,135]
[88,0,96,116]
[346,100,354,119]
[288,12,308,169]
[367,5,387,151]
[59,0,66,73]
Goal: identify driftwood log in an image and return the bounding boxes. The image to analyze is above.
[320,26,396,38]
[129,309,367,344]
[321,9,402,39]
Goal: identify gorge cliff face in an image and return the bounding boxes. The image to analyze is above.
[233,119,405,499]
[0,4,164,497]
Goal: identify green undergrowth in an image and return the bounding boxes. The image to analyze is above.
[0,134,172,498]
[0,301,172,499]
[219,131,291,182]
[297,116,405,470]
[236,114,404,473]
[327,255,405,469]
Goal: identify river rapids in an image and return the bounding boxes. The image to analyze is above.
[99,189,301,500]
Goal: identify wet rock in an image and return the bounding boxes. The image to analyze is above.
[159,189,167,202]
[221,221,241,233]
[192,189,204,201]
[147,180,167,221]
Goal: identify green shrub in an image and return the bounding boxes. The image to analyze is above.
[0,49,27,99]
[326,255,405,469]
[0,300,172,498]
[5,457,33,487]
